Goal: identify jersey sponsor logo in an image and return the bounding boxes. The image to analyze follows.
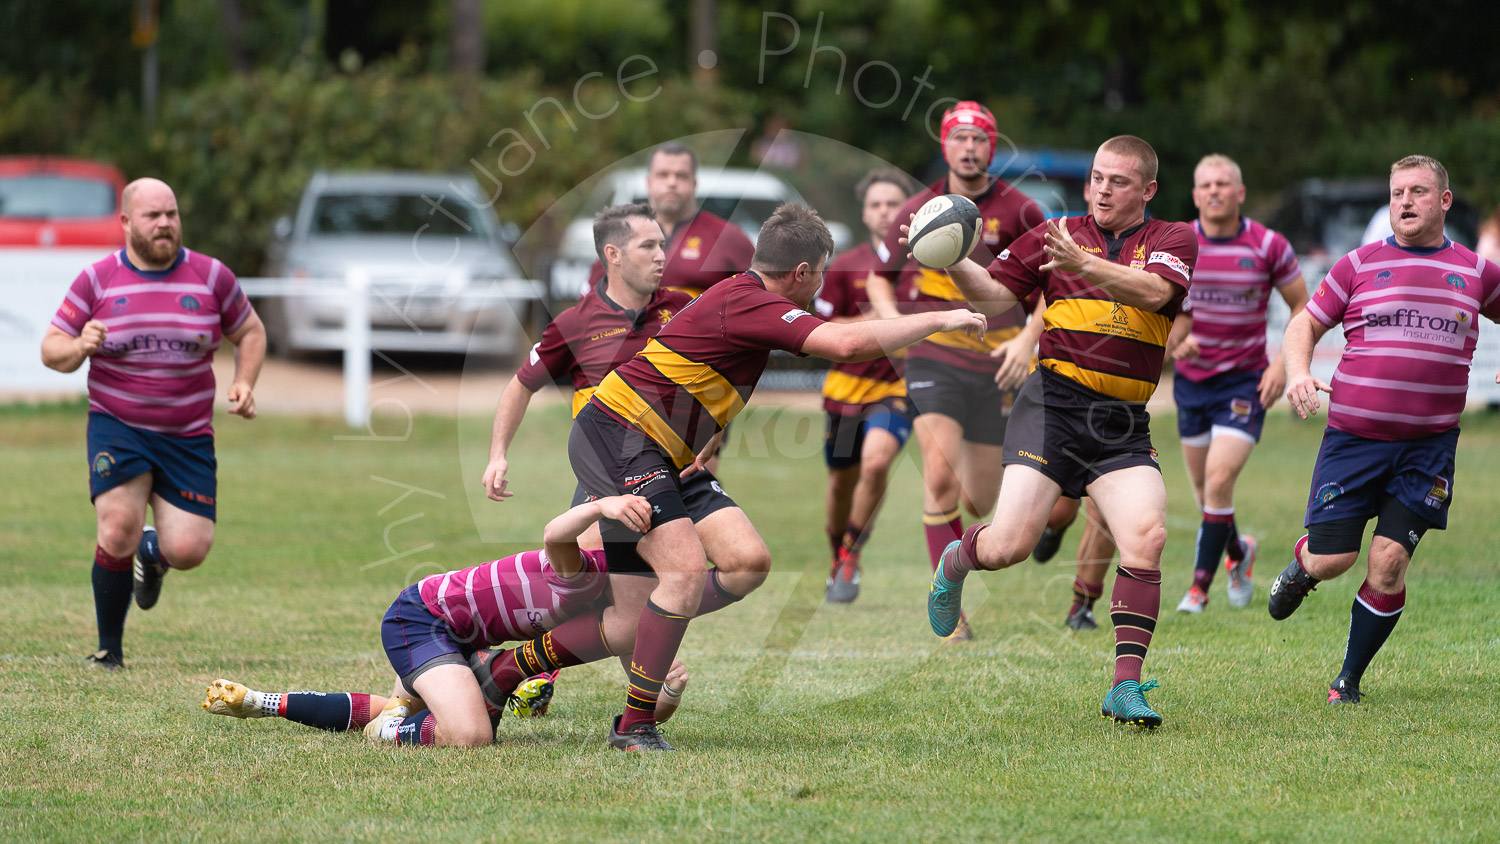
[1362,306,1469,348]
[92,451,116,478]
[1315,482,1344,508]
[1424,475,1450,508]
[1149,251,1191,281]
[589,326,628,341]
[1192,287,1259,305]
[179,294,200,312]
[623,469,669,494]
[1017,449,1048,465]
[681,236,703,261]
[514,608,550,638]
[99,333,204,357]
[781,308,811,323]
[983,217,1001,245]
[1373,270,1395,289]
[60,301,78,320]
[1447,273,1466,290]
[110,296,130,315]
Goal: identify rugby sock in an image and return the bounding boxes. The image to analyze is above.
[923,508,963,572]
[841,520,871,554]
[1225,518,1247,562]
[1192,509,1235,591]
[274,692,375,731]
[827,530,843,560]
[486,611,612,693]
[694,569,744,616]
[1339,581,1405,686]
[1071,575,1103,613]
[619,600,690,731]
[1110,565,1162,685]
[91,546,133,656]
[941,523,988,582]
[393,709,437,746]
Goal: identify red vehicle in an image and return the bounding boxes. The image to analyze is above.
[0,156,125,247]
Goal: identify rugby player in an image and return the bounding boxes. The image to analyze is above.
[865,101,1046,641]
[200,495,690,745]
[814,168,915,602]
[1274,155,1500,704]
[41,178,265,670]
[927,135,1199,728]
[476,203,986,750]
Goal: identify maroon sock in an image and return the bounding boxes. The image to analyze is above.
[1072,575,1103,610]
[1224,518,1245,561]
[842,520,870,554]
[941,523,988,581]
[923,510,963,572]
[695,569,744,617]
[1110,565,1162,685]
[486,610,611,694]
[1191,568,1214,592]
[619,600,690,731]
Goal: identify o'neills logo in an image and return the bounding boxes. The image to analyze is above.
[1363,308,1463,334]
[1018,449,1047,465]
[589,327,628,341]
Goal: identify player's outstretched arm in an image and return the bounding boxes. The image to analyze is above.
[483,376,539,501]
[802,309,986,363]
[542,495,652,578]
[1282,310,1333,420]
[863,271,903,320]
[944,257,1022,317]
[224,310,266,419]
[41,323,106,373]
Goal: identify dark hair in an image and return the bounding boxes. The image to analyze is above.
[648,142,698,175]
[752,203,835,275]
[1098,135,1159,184]
[593,203,656,264]
[855,168,914,204]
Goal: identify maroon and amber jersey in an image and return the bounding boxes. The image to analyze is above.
[516,282,691,417]
[588,210,755,298]
[815,242,904,415]
[988,215,1197,403]
[591,271,825,468]
[873,177,1045,373]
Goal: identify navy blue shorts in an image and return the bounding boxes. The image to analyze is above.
[1305,427,1458,531]
[824,396,915,469]
[87,411,217,520]
[1174,369,1266,444]
[381,584,472,697]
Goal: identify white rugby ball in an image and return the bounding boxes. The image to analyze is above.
[908,194,981,269]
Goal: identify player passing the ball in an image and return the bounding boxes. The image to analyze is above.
[922,135,1199,728]
[40,178,266,670]
[1272,155,1500,705]
[201,495,690,746]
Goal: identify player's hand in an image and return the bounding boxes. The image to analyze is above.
[1286,373,1332,419]
[656,658,690,723]
[597,494,652,534]
[1258,362,1287,409]
[938,309,987,340]
[1170,335,1201,361]
[680,431,725,479]
[226,381,257,419]
[78,320,107,357]
[482,457,513,501]
[989,333,1032,390]
[896,213,915,259]
[1039,218,1091,275]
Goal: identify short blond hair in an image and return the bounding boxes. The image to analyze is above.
[1194,154,1242,185]
[1391,155,1449,194]
[1098,135,1158,184]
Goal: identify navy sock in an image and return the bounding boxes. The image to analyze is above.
[91,546,133,656]
[1224,518,1246,561]
[1340,582,1405,686]
[395,709,437,745]
[1193,513,1234,586]
[281,692,373,732]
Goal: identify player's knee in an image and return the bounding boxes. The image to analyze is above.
[858,456,890,488]
[161,534,212,569]
[439,721,494,748]
[977,530,1026,570]
[96,520,141,558]
[1129,523,1168,563]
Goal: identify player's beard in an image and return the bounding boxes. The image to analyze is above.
[129,225,180,266]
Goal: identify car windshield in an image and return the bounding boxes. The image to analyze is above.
[311,193,492,238]
[0,175,116,218]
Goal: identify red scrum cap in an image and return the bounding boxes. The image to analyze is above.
[940,101,998,159]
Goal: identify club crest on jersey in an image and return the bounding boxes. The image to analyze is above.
[681,236,702,261]
[110,297,130,315]
[658,308,673,325]
[1424,475,1450,508]
[1238,257,1255,270]
[983,217,1001,245]
[1148,447,1159,464]
[92,451,116,478]
[1316,482,1344,507]
[1130,244,1147,269]
[1373,270,1394,289]
[179,294,200,312]
[1447,274,1466,290]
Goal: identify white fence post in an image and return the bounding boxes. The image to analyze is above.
[343,268,370,429]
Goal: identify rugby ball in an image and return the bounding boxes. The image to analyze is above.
[908,194,981,269]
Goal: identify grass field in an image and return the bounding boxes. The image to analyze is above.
[3,398,1499,841]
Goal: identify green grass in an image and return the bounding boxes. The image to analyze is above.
[3,400,1499,841]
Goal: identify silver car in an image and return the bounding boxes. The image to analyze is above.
[260,170,542,356]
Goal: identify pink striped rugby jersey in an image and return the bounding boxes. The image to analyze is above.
[1306,237,1500,440]
[417,548,609,646]
[1176,218,1302,381]
[51,248,252,437]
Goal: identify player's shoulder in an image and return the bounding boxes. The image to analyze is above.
[1146,217,1194,239]
[693,210,751,241]
[829,242,876,272]
[657,287,694,310]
